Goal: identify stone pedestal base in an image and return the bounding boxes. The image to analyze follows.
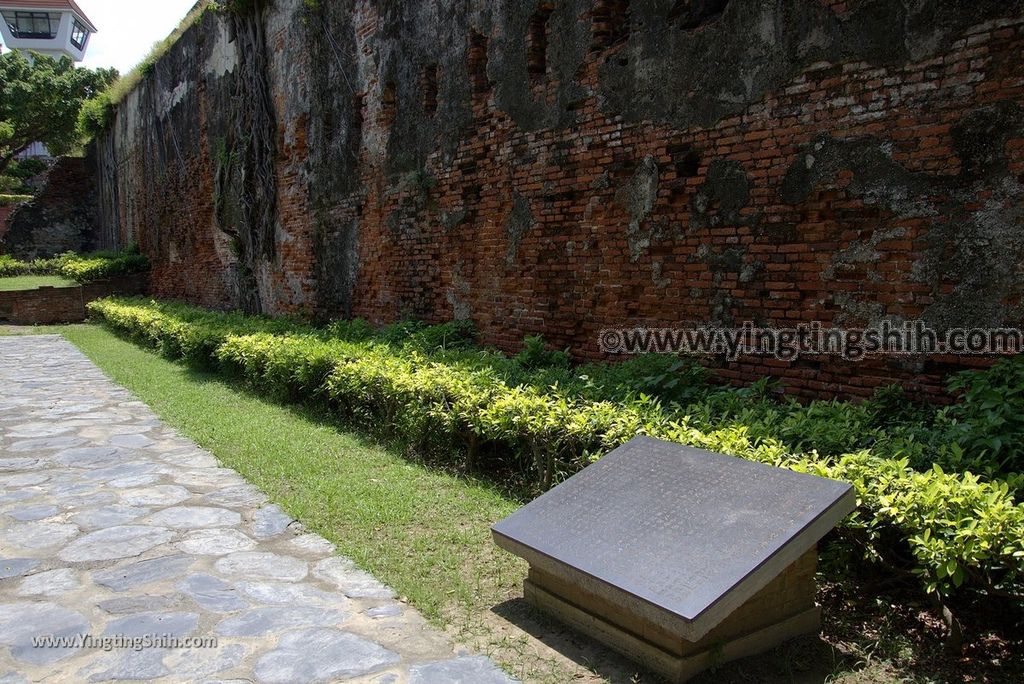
[523,548,821,683]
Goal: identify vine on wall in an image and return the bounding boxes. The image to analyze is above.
[215,0,279,313]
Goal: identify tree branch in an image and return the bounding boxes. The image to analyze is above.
[0,140,35,175]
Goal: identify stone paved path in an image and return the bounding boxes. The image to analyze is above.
[0,336,515,684]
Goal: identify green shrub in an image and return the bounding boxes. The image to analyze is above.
[323,317,377,343]
[581,355,712,405]
[0,251,148,283]
[0,255,27,277]
[514,335,571,370]
[0,253,66,277]
[0,158,47,195]
[87,296,1024,603]
[863,384,933,428]
[8,158,46,179]
[941,357,1024,476]
[776,400,881,456]
[372,318,478,353]
[71,294,1024,481]
[408,319,478,352]
[77,92,114,139]
[56,252,149,283]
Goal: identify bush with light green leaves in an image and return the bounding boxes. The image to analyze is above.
[87,296,1024,603]
[0,250,148,283]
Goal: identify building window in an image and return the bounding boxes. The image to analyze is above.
[9,12,57,40]
[70,19,88,49]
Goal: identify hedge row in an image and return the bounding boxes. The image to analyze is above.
[329,322,1024,482]
[75,296,1024,483]
[87,297,1024,602]
[0,251,149,283]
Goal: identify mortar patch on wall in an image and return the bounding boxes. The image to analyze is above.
[615,155,661,262]
[506,194,537,266]
[205,19,240,78]
[598,0,1014,128]
[691,159,757,231]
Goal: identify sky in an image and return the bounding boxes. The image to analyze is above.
[76,0,200,75]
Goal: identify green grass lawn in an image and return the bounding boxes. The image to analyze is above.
[0,275,77,291]
[0,194,33,205]
[3,324,1010,683]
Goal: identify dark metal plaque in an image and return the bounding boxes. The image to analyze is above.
[493,437,855,637]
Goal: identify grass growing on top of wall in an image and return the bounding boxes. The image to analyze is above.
[103,1,217,107]
[79,0,284,140]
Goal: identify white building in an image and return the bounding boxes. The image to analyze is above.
[0,0,97,63]
[0,1,97,160]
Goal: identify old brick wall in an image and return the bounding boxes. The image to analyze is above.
[2,157,101,259]
[0,203,16,249]
[97,0,1024,400]
[0,274,148,325]
[94,14,240,310]
[0,286,85,325]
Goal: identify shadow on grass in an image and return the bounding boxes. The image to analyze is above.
[490,597,655,683]
[176,362,540,505]
[815,556,1024,684]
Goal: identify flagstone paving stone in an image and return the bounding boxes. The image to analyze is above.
[0,335,516,683]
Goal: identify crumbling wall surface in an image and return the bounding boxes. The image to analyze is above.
[95,2,316,314]
[0,204,19,248]
[263,0,317,313]
[95,10,238,309]
[99,0,1024,399]
[3,157,101,259]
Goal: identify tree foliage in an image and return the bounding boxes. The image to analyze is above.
[77,92,114,139]
[0,51,117,173]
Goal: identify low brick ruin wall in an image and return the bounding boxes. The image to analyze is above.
[92,0,1024,400]
[0,274,149,326]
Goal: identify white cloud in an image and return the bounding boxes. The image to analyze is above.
[77,0,200,74]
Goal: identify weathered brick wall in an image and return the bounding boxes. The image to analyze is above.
[97,0,1024,400]
[2,157,101,259]
[93,16,240,310]
[0,204,16,248]
[0,286,85,325]
[0,274,148,325]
